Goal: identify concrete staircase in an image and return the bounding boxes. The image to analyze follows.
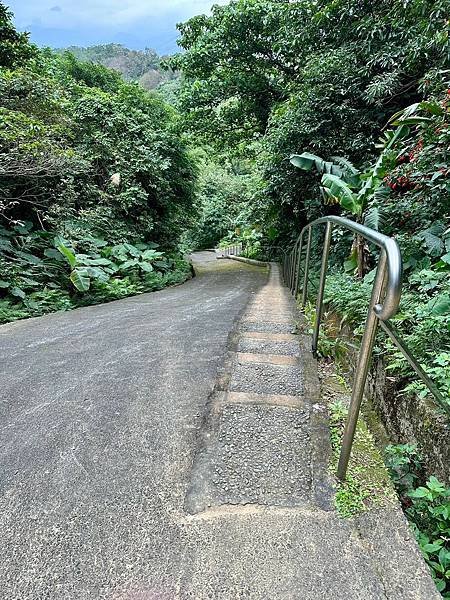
[184,262,440,599]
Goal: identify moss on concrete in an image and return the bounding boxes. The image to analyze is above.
[322,366,396,518]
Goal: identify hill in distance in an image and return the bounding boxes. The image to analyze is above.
[56,43,178,90]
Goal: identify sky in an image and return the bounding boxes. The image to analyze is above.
[6,0,229,54]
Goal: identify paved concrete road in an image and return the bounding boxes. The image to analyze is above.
[0,253,438,599]
[0,253,268,599]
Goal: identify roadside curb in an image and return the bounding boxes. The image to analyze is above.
[224,255,270,267]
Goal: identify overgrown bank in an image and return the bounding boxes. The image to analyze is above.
[315,332,450,596]
[0,4,196,323]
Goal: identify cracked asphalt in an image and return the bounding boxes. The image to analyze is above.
[0,253,439,599]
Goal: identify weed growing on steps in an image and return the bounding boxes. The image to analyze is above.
[297,308,395,516]
[325,367,450,596]
[327,396,396,517]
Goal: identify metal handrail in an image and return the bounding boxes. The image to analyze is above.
[216,243,243,258]
[282,215,449,481]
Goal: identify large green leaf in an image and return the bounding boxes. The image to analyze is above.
[416,224,445,257]
[290,152,343,177]
[44,248,66,261]
[10,286,26,299]
[120,259,139,270]
[78,257,113,267]
[70,268,90,292]
[364,206,385,231]
[85,267,109,282]
[140,262,154,273]
[14,250,42,265]
[56,240,77,269]
[141,249,163,261]
[290,152,320,171]
[321,174,361,215]
[123,243,141,258]
[428,294,450,316]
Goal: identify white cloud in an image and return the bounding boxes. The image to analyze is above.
[8,0,229,29]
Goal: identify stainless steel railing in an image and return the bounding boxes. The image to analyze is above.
[216,243,243,258]
[282,215,449,481]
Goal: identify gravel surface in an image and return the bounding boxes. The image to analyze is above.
[230,361,304,396]
[194,403,311,510]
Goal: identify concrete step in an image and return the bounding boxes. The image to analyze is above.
[230,361,304,396]
[238,337,301,356]
[184,261,440,598]
[187,263,333,516]
[185,400,312,514]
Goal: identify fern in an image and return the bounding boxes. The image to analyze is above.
[416,222,445,257]
[373,185,390,203]
[364,206,384,231]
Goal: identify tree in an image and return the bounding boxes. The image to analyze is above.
[172,0,449,242]
[0,3,36,68]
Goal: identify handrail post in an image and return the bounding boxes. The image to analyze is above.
[294,232,304,298]
[311,222,332,354]
[337,250,388,480]
[291,240,299,293]
[301,227,312,306]
[289,249,294,290]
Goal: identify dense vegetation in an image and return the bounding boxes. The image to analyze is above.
[55,44,178,91]
[171,0,448,241]
[169,0,449,402]
[0,3,196,323]
[386,445,450,596]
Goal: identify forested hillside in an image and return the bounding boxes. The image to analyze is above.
[55,44,178,90]
[171,0,448,243]
[0,3,195,323]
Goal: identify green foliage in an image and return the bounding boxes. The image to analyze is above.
[0,4,36,68]
[186,154,267,253]
[385,444,424,496]
[0,222,192,323]
[290,122,410,221]
[409,478,450,596]
[171,0,448,245]
[59,51,123,93]
[328,398,395,517]
[385,445,450,596]
[314,92,450,412]
[0,7,197,323]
